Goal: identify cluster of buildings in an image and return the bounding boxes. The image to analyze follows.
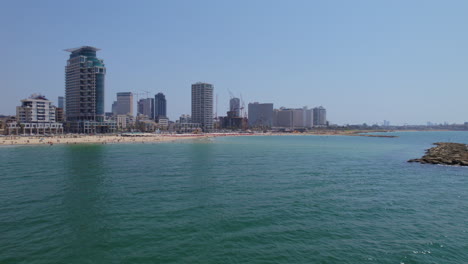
[247,103,327,131]
[108,92,168,131]
[3,46,328,135]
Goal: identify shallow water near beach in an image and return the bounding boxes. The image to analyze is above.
[1,132,468,263]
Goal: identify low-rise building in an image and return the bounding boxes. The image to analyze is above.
[55,107,64,122]
[116,114,134,130]
[158,117,169,129]
[174,122,201,133]
[136,119,158,132]
[8,95,63,135]
[0,115,15,135]
[179,114,191,123]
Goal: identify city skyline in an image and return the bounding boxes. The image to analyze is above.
[2,1,468,125]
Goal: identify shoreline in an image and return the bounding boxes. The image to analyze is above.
[1,129,464,147]
[0,130,391,146]
[0,134,223,147]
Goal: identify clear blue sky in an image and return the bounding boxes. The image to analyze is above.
[1,0,468,125]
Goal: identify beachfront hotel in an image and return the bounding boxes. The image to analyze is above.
[191,82,214,131]
[64,46,116,133]
[313,106,327,127]
[248,102,273,128]
[7,95,63,135]
[272,107,314,129]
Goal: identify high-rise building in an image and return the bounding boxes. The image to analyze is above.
[116,92,133,116]
[137,98,154,119]
[273,107,307,128]
[58,96,64,109]
[313,106,327,127]
[65,46,105,122]
[305,108,313,128]
[229,97,240,117]
[273,108,293,128]
[65,46,115,133]
[111,101,118,116]
[292,108,305,128]
[248,102,273,128]
[191,82,213,131]
[154,93,167,120]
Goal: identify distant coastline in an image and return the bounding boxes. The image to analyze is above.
[3,129,466,146]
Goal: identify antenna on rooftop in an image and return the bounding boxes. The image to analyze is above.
[140,90,151,99]
[215,93,218,119]
[240,93,246,118]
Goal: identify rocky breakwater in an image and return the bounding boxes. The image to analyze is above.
[408,142,468,166]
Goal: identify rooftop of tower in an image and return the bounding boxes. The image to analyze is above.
[64,46,100,53]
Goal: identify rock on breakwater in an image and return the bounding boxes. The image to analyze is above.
[408,142,468,166]
[357,134,398,138]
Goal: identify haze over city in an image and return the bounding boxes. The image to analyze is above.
[1,0,468,125]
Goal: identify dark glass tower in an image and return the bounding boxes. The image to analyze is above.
[154,93,167,120]
[65,46,106,124]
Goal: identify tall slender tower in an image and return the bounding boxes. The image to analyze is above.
[191,82,213,131]
[154,93,167,120]
[65,46,109,133]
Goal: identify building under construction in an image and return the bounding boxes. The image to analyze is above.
[217,97,248,130]
[218,110,247,130]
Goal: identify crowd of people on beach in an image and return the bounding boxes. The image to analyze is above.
[0,131,261,146]
[0,134,214,146]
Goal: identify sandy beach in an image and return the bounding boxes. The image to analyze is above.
[0,133,223,146]
[0,130,399,146]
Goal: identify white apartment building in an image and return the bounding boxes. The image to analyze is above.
[8,95,63,134]
[191,82,213,131]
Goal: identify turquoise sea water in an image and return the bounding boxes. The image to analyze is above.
[1,132,468,264]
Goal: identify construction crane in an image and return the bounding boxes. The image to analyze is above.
[227,89,235,99]
[215,94,218,119]
[132,91,146,103]
[226,89,243,116]
[240,93,246,118]
[140,90,151,99]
